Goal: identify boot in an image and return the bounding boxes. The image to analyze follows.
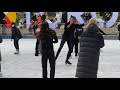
[14,49,19,54]
[35,51,39,56]
[65,60,72,65]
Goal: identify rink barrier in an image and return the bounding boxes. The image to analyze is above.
[0,22,120,36]
[1,35,119,40]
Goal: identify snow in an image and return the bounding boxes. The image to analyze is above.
[1,39,120,78]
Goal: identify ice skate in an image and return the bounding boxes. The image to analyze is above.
[65,60,72,65]
[14,50,20,55]
[75,53,79,58]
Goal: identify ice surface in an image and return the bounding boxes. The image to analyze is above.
[1,39,120,78]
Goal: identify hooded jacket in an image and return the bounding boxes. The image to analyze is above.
[75,24,105,78]
[11,23,22,39]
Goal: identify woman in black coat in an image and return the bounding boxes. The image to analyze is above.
[11,22,22,54]
[39,22,58,78]
[75,18,105,78]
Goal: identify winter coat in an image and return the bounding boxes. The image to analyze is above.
[76,24,105,78]
[35,28,41,40]
[41,29,58,50]
[11,26,22,39]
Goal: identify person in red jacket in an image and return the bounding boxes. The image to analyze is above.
[35,23,42,56]
[37,15,42,24]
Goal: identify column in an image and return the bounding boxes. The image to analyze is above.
[25,12,30,29]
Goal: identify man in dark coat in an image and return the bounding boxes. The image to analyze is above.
[11,22,22,54]
[75,20,105,78]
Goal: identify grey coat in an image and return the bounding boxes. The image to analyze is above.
[75,24,105,78]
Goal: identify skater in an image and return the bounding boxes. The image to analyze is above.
[33,21,38,34]
[55,16,84,65]
[29,20,34,34]
[11,22,22,54]
[75,18,105,78]
[1,19,7,35]
[72,24,84,57]
[32,14,37,22]
[118,24,120,40]
[71,17,85,57]
[39,22,58,78]
[35,23,42,56]
[0,34,2,76]
[41,14,46,22]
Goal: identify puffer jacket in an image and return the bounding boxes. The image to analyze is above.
[75,24,105,78]
[11,26,22,39]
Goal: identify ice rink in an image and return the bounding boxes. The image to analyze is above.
[1,39,120,78]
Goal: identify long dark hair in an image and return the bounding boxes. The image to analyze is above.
[39,22,56,43]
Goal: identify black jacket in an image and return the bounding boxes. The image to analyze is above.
[11,26,22,39]
[76,24,105,78]
[63,22,84,39]
[74,25,84,39]
[41,30,58,50]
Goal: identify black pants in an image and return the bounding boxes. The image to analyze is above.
[119,32,120,40]
[42,49,55,78]
[72,38,79,55]
[55,37,73,61]
[14,38,19,51]
[35,39,40,55]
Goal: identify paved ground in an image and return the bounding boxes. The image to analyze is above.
[1,39,120,78]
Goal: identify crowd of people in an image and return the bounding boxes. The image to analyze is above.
[0,14,107,78]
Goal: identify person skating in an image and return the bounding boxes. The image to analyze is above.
[35,23,42,56]
[11,22,22,54]
[39,22,58,78]
[33,21,38,34]
[1,19,7,35]
[55,16,85,65]
[75,18,105,78]
[71,17,85,57]
[118,24,120,40]
[72,24,84,57]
